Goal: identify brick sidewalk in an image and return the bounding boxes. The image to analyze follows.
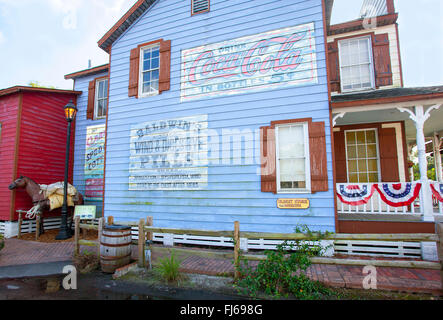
[0,239,74,267]
[1,239,441,295]
[177,255,442,295]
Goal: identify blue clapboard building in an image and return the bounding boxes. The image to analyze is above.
[66,0,335,234]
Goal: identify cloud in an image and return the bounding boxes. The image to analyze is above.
[0,31,5,44]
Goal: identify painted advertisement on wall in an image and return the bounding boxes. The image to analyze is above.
[84,124,106,200]
[181,22,318,102]
[129,115,208,190]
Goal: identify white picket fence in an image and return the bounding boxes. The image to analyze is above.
[334,240,422,258]
[3,216,428,259]
[120,224,420,258]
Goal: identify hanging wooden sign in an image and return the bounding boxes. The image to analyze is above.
[277,198,310,209]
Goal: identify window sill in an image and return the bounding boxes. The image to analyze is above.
[138,91,159,99]
[277,190,312,195]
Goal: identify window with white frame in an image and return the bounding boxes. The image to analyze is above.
[338,36,375,92]
[276,123,311,193]
[95,78,108,119]
[345,129,380,183]
[139,44,160,97]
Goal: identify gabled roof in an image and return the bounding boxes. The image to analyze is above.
[64,64,109,80]
[98,0,336,53]
[98,0,158,53]
[0,86,82,98]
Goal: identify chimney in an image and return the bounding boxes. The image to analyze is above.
[360,0,395,18]
[88,59,92,69]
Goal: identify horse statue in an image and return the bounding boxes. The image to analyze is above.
[8,176,84,236]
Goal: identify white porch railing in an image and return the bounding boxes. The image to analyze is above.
[337,182,443,215]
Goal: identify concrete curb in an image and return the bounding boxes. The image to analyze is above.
[0,260,73,279]
[112,262,139,279]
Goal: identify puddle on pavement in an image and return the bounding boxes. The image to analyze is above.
[1,276,172,300]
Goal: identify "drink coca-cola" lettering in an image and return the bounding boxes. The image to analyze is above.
[187,32,307,85]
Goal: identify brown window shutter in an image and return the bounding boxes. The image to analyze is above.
[87,80,96,120]
[379,127,399,182]
[333,130,347,183]
[260,126,277,193]
[328,41,341,93]
[372,34,393,88]
[309,121,328,193]
[159,40,172,93]
[128,47,140,97]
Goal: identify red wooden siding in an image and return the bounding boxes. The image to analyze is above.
[12,92,77,220]
[0,94,20,221]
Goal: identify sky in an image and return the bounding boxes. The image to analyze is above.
[0,0,442,90]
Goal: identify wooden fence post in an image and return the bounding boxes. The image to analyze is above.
[138,219,146,268]
[35,215,40,241]
[146,217,153,269]
[436,221,443,293]
[17,212,22,239]
[234,221,240,280]
[74,216,80,256]
[97,217,104,258]
[146,216,153,241]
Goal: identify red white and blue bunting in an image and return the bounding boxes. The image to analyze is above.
[373,183,421,207]
[430,182,443,203]
[336,183,423,207]
[336,184,376,206]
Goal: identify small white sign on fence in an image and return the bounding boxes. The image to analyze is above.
[74,206,97,220]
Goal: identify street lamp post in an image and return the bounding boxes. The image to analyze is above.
[55,100,78,240]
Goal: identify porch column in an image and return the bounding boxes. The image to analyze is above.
[433,132,442,182]
[398,105,441,218]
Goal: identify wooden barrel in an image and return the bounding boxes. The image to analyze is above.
[100,225,132,273]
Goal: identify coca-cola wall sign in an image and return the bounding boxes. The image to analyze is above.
[181,22,318,102]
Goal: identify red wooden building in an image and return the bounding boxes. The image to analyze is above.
[0,86,81,234]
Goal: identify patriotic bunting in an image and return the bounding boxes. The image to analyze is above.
[373,183,421,207]
[336,184,376,206]
[430,182,443,202]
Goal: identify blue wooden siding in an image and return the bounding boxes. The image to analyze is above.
[72,72,108,217]
[105,0,335,233]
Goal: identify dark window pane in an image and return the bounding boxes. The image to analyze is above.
[152,58,159,69]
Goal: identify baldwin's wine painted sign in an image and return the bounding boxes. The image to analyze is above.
[129,115,208,191]
[181,22,318,102]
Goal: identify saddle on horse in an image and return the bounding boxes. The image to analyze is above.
[39,182,80,211]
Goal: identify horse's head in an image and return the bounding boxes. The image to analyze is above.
[8,176,26,190]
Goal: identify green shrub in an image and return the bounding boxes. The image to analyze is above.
[234,225,334,299]
[0,235,4,252]
[154,250,182,283]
